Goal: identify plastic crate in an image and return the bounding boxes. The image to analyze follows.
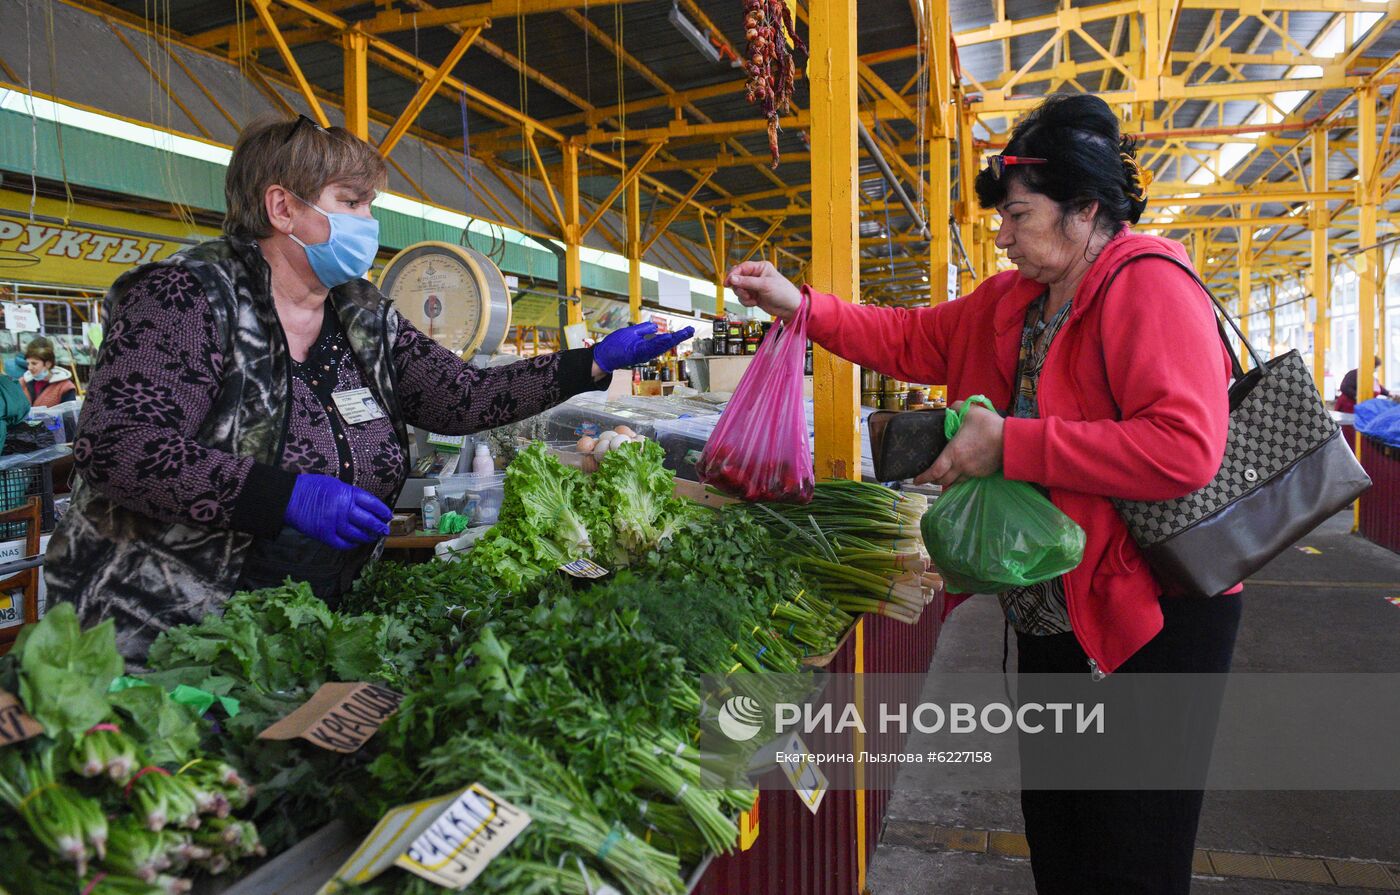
[0,463,54,540]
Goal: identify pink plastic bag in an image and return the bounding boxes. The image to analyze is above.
[696,295,814,503]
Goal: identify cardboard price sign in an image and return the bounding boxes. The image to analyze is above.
[258,683,402,753]
[396,784,532,888]
[316,790,462,894]
[0,689,42,747]
[778,732,828,815]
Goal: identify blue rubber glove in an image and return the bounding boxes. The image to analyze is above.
[593,322,695,374]
[284,474,392,550]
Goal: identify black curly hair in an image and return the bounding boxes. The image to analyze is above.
[974,93,1148,234]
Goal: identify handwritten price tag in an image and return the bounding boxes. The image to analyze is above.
[258,683,402,753]
[0,689,42,747]
[395,784,531,888]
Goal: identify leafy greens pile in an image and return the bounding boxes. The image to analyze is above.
[36,440,878,895]
[466,440,705,592]
[0,606,263,895]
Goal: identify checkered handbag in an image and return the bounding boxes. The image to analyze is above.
[1108,254,1372,597]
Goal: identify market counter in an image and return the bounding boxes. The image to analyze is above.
[1358,435,1400,553]
[203,598,945,895]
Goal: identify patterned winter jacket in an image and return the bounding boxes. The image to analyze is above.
[46,236,601,659]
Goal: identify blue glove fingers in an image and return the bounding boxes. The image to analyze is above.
[630,321,659,337]
[351,488,393,523]
[346,503,390,538]
[635,328,693,361]
[335,515,377,546]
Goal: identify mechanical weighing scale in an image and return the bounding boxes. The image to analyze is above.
[377,241,513,509]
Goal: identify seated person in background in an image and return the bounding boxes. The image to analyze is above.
[1335,356,1390,414]
[21,340,76,408]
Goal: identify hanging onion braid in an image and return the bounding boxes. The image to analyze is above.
[1120,150,1154,202]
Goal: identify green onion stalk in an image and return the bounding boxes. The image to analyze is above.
[103,819,194,883]
[80,874,192,895]
[754,480,927,548]
[0,745,108,876]
[128,770,202,832]
[71,724,139,783]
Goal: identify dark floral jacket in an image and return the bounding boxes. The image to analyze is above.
[45,236,600,660]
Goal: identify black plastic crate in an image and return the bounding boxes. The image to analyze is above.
[0,463,54,540]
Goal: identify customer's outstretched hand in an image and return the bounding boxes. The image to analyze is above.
[726,261,803,322]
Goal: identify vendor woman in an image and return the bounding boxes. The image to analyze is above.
[46,114,690,660]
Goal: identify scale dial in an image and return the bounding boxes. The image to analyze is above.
[378,241,511,357]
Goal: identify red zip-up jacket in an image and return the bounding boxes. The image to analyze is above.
[805,232,1235,674]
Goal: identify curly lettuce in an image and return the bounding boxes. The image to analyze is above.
[589,440,706,565]
[467,442,603,592]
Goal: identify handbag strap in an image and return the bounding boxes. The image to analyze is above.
[1093,251,1265,381]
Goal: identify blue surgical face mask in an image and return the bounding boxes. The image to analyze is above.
[287,193,380,289]
[32,369,49,381]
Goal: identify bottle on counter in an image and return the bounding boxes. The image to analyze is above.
[804,341,814,376]
[471,442,494,475]
[728,322,746,355]
[712,317,728,355]
[744,320,761,355]
[421,485,441,532]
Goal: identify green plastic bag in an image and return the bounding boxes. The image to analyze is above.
[920,396,1086,594]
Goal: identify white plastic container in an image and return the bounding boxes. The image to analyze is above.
[471,442,495,474]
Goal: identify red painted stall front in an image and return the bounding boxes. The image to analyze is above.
[693,592,945,895]
[1358,435,1400,554]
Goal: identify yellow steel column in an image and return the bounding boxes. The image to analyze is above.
[342,31,370,140]
[808,0,861,484]
[1238,225,1253,369]
[1357,85,1379,407]
[627,177,643,324]
[957,106,980,296]
[768,243,780,269]
[1311,128,1330,394]
[563,141,584,326]
[980,219,998,281]
[715,217,728,317]
[928,0,953,306]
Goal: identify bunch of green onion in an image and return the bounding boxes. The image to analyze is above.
[769,588,852,655]
[749,481,941,624]
[0,747,108,877]
[70,725,139,783]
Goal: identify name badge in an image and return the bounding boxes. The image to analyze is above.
[332,388,387,425]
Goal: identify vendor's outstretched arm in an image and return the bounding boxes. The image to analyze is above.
[392,313,607,436]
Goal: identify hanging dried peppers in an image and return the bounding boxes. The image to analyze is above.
[743,0,806,168]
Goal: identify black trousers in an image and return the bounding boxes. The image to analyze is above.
[1016,593,1242,895]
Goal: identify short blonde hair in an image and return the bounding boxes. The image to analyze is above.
[223,114,388,240]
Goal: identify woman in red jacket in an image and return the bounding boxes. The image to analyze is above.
[729,94,1238,894]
